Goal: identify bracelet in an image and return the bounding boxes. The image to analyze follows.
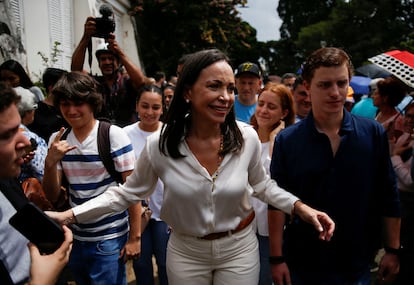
[384,246,401,257]
[269,256,285,264]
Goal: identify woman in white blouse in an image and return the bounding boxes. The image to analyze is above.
[48,49,335,285]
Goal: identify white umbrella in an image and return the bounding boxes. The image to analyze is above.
[369,50,414,88]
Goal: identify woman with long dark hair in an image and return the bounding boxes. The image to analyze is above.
[0,59,44,102]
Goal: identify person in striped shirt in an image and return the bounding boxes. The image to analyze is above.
[42,71,141,285]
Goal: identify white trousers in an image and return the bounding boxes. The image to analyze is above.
[166,224,259,285]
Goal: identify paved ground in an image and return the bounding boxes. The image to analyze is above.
[127,258,159,285]
[57,258,159,285]
[61,252,383,284]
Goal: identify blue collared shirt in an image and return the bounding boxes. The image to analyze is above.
[271,109,400,274]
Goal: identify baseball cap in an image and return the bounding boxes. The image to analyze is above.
[235,62,261,78]
[95,42,118,59]
[14,87,38,114]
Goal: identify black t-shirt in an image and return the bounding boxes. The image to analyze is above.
[94,74,138,127]
[28,101,69,142]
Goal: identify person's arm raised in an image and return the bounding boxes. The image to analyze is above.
[71,17,96,71]
[107,34,147,89]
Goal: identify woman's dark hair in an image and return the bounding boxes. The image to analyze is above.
[42,67,68,90]
[302,47,354,84]
[136,85,163,102]
[377,76,407,107]
[51,71,103,116]
[0,59,35,88]
[136,85,164,121]
[160,48,243,158]
[163,84,175,93]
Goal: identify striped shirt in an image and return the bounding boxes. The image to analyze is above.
[50,121,135,241]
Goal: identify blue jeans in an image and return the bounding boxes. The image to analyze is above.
[290,268,371,285]
[69,234,127,285]
[257,234,272,285]
[133,219,170,285]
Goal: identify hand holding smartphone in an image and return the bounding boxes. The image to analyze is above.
[9,202,65,254]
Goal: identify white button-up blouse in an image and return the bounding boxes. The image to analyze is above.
[74,123,299,237]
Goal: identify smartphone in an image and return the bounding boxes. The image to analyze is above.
[9,202,64,254]
[24,138,38,155]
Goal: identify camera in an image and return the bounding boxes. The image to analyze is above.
[94,4,115,38]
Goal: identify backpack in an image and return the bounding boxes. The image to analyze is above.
[61,120,123,184]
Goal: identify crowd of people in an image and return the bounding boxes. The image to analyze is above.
[0,12,413,285]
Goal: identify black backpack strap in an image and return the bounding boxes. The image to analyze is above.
[60,127,72,140]
[97,121,123,184]
[59,127,72,188]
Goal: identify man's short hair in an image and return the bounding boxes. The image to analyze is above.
[42,68,68,90]
[281,73,297,81]
[293,76,304,90]
[0,81,20,112]
[302,47,353,83]
[52,71,103,115]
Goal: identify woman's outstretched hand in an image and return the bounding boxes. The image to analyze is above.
[46,209,76,226]
[293,201,335,241]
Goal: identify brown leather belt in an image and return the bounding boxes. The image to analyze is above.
[200,211,255,240]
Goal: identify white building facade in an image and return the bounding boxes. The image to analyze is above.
[1,0,142,82]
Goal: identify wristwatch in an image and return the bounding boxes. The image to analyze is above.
[384,246,402,257]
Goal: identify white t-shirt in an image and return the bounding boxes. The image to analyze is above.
[250,141,271,236]
[123,122,164,220]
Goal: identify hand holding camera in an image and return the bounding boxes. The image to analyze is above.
[82,5,115,40]
[94,4,115,39]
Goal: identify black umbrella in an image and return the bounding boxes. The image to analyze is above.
[355,64,390,78]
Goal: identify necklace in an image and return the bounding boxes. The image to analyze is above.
[211,135,224,192]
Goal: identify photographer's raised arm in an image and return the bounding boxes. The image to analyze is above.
[107,35,147,89]
[71,17,96,72]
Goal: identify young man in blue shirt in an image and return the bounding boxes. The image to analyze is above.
[269,47,401,285]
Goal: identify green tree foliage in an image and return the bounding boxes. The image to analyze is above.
[278,0,335,40]
[129,0,260,77]
[273,0,414,75]
[129,0,414,78]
